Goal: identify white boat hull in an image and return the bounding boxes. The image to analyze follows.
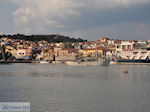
[66,59,110,66]
[110,61,118,64]
[52,61,62,64]
[40,61,49,64]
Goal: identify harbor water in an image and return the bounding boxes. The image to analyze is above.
[0,64,150,112]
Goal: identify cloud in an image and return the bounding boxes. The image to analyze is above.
[9,0,83,33]
[82,0,150,10]
[6,0,150,41]
[9,0,150,30]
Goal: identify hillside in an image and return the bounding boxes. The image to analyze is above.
[0,34,87,43]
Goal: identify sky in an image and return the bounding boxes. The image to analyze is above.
[0,0,150,41]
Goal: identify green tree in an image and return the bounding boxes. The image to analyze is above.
[64,43,73,48]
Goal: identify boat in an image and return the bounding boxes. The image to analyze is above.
[39,60,50,64]
[66,52,110,66]
[66,58,110,66]
[51,61,63,64]
[117,59,150,63]
[110,61,118,64]
[114,49,150,64]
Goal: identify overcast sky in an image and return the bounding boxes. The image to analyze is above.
[0,0,150,41]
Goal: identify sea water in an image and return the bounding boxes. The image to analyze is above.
[0,63,150,112]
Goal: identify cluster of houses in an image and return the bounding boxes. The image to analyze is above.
[0,36,150,61]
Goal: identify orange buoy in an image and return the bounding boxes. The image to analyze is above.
[123,69,128,74]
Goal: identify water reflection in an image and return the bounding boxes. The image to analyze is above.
[0,64,150,112]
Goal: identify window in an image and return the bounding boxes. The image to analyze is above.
[19,53,24,55]
[117,45,120,48]
[127,45,131,50]
[122,45,126,50]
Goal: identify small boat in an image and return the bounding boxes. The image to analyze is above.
[110,61,118,64]
[51,61,62,64]
[66,59,110,66]
[39,60,50,64]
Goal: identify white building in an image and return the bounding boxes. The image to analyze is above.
[136,41,147,49]
[107,39,115,45]
[17,49,26,57]
[115,41,136,59]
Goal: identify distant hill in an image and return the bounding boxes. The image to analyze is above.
[0,34,87,43]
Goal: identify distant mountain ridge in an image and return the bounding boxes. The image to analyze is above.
[0,34,87,43]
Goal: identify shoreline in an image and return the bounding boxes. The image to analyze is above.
[111,62,150,65]
[0,61,150,65]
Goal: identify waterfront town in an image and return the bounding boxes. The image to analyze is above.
[0,35,150,63]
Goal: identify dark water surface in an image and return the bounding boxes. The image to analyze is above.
[0,64,150,112]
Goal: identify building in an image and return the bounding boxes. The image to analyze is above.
[98,37,110,43]
[59,48,78,57]
[41,49,54,60]
[135,41,147,49]
[10,48,33,59]
[79,47,106,57]
[54,47,62,57]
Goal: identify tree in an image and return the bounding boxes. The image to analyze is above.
[64,43,73,48]
[87,53,92,57]
[0,34,87,43]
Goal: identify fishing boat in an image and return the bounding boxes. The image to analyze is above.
[66,52,110,66]
[66,60,110,66]
[66,58,110,66]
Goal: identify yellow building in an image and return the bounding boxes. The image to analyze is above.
[41,51,51,60]
[55,43,63,48]
[79,47,106,57]
[10,49,18,57]
[41,49,58,60]
[54,47,62,57]
[5,46,13,53]
[1,37,9,41]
